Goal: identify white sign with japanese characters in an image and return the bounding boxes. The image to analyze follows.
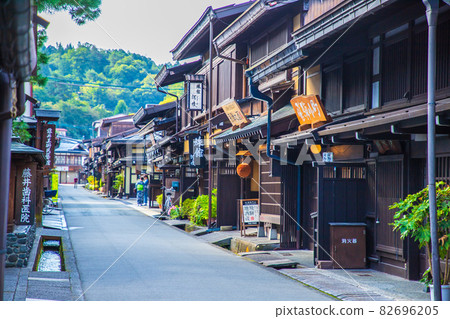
[20,167,32,224]
[188,82,203,111]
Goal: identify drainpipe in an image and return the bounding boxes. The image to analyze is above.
[423,0,441,301]
[156,86,179,134]
[248,77,301,242]
[0,72,13,301]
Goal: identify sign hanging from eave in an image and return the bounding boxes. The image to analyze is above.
[290,94,331,131]
[188,133,205,168]
[186,74,205,111]
[221,99,251,128]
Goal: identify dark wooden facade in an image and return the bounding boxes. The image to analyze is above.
[269,0,450,280]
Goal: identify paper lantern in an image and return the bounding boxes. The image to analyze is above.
[237,162,252,178]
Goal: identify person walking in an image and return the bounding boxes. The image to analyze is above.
[143,175,149,206]
[74,177,78,189]
[135,177,144,206]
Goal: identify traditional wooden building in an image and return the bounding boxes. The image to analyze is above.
[212,0,303,233]
[54,136,88,184]
[246,0,450,279]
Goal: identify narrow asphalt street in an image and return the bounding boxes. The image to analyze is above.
[59,185,332,301]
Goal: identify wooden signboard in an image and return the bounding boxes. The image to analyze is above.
[188,134,205,168]
[290,95,331,131]
[14,163,37,226]
[221,99,250,128]
[239,199,259,236]
[41,124,56,169]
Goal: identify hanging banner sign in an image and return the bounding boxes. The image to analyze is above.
[221,99,250,127]
[188,134,205,168]
[290,95,331,129]
[186,74,205,111]
[41,124,56,169]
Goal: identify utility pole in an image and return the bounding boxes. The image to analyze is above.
[423,0,441,301]
[207,10,214,228]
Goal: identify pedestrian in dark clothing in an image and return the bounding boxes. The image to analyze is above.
[74,177,78,189]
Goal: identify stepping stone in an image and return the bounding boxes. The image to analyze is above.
[260,259,299,268]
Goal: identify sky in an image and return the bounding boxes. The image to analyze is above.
[41,0,246,65]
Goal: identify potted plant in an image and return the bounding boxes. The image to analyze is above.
[390,182,450,300]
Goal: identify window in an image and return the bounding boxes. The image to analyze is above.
[370,16,450,109]
[321,56,366,115]
[322,66,341,114]
[343,58,365,110]
[250,24,288,65]
[382,37,408,104]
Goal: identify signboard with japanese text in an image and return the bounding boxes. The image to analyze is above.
[188,134,205,168]
[185,74,205,111]
[15,164,37,225]
[290,95,330,129]
[221,99,250,127]
[41,124,56,169]
[241,200,259,225]
[239,199,259,236]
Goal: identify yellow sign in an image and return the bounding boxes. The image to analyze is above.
[290,95,330,129]
[51,173,59,203]
[221,99,250,127]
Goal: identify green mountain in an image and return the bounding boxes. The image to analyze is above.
[34,43,182,139]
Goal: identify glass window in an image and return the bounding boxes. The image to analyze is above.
[372,47,380,75]
[371,81,380,109]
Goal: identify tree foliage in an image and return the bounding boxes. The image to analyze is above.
[113,100,128,115]
[12,120,32,143]
[37,0,102,25]
[390,182,450,285]
[34,44,182,139]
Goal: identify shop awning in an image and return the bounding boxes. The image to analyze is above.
[155,60,202,87]
[213,104,296,142]
[318,98,450,138]
[133,102,176,127]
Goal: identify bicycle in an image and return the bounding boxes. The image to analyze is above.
[42,190,57,215]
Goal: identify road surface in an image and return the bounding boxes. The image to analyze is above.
[60,185,332,301]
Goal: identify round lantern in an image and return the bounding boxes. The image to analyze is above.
[237,162,252,178]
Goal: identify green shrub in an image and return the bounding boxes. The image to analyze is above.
[189,189,217,226]
[169,206,182,219]
[181,198,195,219]
[112,174,123,191]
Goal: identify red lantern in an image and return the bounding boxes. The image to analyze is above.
[237,162,252,178]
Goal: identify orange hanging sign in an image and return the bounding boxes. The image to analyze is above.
[290,95,331,130]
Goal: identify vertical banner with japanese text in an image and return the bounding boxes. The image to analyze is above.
[188,134,205,168]
[15,164,37,225]
[185,74,205,111]
[41,124,56,169]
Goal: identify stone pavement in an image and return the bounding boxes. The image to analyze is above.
[4,220,84,301]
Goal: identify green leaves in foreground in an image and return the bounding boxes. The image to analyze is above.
[390,182,450,284]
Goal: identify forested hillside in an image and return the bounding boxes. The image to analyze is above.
[34,43,182,139]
